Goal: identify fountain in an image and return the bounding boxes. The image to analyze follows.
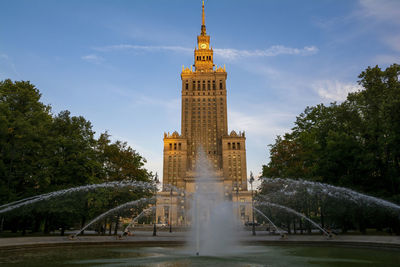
[189,150,239,256]
[122,206,155,235]
[252,207,283,235]
[1,172,400,266]
[72,196,155,238]
[1,159,400,265]
[260,177,400,211]
[255,201,331,237]
[0,180,155,214]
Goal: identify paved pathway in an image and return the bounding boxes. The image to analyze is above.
[1,231,399,250]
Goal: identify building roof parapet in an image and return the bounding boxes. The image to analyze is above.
[222,130,246,138]
[164,131,186,139]
[215,64,226,73]
[181,68,227,78]
[181,65,193,74]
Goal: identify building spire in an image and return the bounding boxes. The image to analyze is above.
[201,1,206,35]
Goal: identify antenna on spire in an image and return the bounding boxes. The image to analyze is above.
[202,1,205,26]
[201,0,206,35]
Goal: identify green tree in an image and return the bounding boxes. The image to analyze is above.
[0,79,52,203]
[261,64,400,234]
[0,80,154,235]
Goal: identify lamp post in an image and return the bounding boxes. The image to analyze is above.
[249,172,256,236]
[153,174,159,237]
[169,187,173,233]
[181,192,186,227]
[233,181,240,223]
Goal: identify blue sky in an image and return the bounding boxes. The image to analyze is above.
[1,0,399,184]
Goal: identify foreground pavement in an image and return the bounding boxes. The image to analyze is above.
[1,231,399,250]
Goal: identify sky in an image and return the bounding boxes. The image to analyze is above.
[1,0,399,184]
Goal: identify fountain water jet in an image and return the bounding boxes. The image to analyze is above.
[261,177,400,211]
[255,200,331,237]
[252,207,283,235]
[190,149,239,256]
[121,207,155,236]
[72,196,155,238]
[0,180,155,214]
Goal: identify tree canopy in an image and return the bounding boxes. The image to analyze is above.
[262,64,400,202]
[260,64,400,234]
[0,79,155,235]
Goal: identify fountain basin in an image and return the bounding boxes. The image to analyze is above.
[1,240,399,266]
[1,231,400,266]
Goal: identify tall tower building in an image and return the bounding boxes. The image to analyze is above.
[156,1,252,225]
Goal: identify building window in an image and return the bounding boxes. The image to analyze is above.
[228,142,231,149]
[220,81,223,89]
[169,143,172,150]
[237,143,240,150]
[240,205,245,219]
[193,81,196,90]
[164,207,169,221]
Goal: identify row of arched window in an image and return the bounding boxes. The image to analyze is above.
[227,142,241,150]
[168,143,182,150]
[196,55,212,61]
[184,80,224,90]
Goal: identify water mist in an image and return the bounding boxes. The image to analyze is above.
[189,149,240,256]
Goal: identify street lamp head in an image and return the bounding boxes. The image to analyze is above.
[249,171,255,184]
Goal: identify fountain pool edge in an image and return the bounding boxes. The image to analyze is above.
[1,232,400,251]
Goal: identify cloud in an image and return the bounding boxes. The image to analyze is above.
[93,44,318,60]
[133,95,180,112]
[0,53,21,79]
[81,54,104,64]
[383,35,400,52]
[214,45,318,60]
[353,1,400,54]
[103,85,180,113]
[313,80,362,102]
[358,0,400,24]
[94,44,192,53]
[112,133,163,177]
[374,54,400,65]
[229,109,292,139]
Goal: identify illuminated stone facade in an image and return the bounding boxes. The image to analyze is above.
[156,2,252,226]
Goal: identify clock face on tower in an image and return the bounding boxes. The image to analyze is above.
[200,43,207,49]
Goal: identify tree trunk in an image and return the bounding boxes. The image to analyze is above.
[293,217,297,234]
[44,216,50,234]
[306,209,311,234]
[300,218,303,234]
[80,216,86,235]
[102,219,106,235]
[320,205,325,229]
[32,217,40,233]
[114,216,119,235]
